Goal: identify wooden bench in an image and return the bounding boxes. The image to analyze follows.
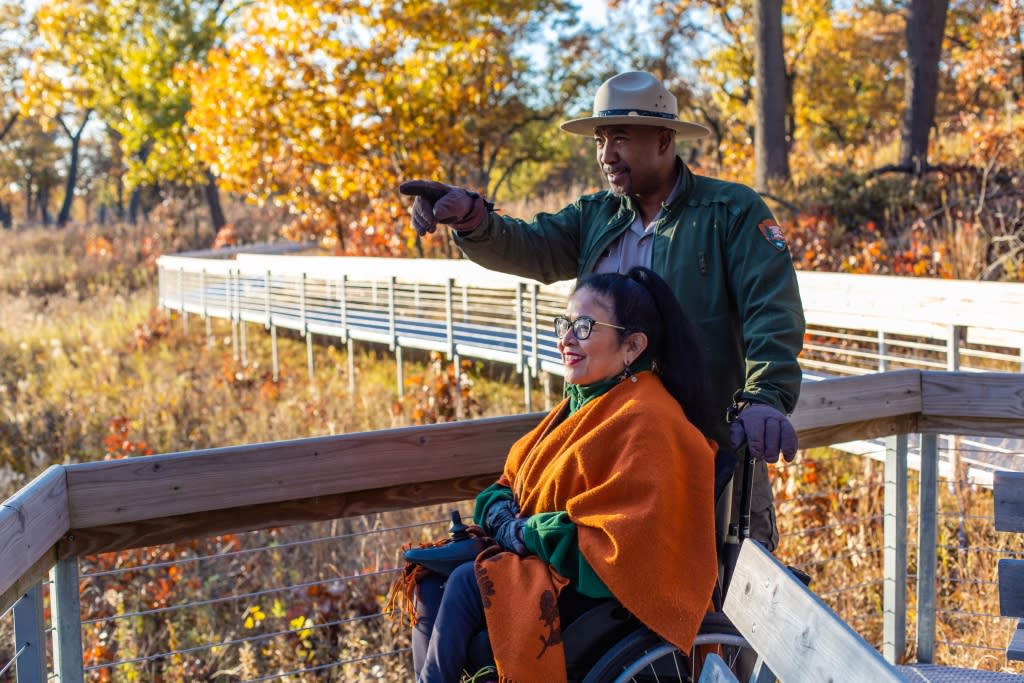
[995,471,1024,663]
[722,540,1024,682]
[723,539,905,683]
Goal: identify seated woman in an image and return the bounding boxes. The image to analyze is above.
[404,266,719,682]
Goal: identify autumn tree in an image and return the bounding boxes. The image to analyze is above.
[186,0,591,256]
[945,0,1023,117]
[21,45,94,227]
[27,0,235,231]
[2,116,63,224]
[0,0,29,227]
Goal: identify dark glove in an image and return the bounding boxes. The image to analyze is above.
[399,180,489,236]
[729,402,798,463]
[484,499,527,555]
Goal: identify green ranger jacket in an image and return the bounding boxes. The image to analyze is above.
[455,159,806,451]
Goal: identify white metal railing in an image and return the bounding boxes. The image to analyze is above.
[156,254,1024,386]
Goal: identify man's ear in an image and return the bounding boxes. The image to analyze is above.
[658,128,676,155]
[626,331,648,359]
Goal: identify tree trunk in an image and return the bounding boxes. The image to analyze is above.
[899,0,949,173]
[129,187,141,225]
[56,111,93,227]
[204,170,226,234]
[110,129,126,220]
[753,0,790,190]
[0,200,11,229]
[0,112,17,143]
[40,186,51,225]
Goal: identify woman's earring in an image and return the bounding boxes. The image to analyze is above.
[623,360,637,383]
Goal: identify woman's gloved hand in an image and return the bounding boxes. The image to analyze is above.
[484,499,528,555]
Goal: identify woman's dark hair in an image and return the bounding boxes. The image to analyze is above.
[573,266,713,438]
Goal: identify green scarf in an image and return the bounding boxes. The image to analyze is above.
[564,358,654,415]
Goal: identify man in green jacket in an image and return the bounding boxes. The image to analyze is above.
[400,71,804,551]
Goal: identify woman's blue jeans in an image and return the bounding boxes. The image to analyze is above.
[413,562,486,682]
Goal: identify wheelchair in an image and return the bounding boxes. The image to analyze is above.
[408,451,769,683]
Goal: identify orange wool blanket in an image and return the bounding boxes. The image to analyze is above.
[479,372,719,681]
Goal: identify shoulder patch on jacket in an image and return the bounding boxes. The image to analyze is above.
[757,219,788,251]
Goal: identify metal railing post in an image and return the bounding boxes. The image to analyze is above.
[303,271,314,380]
[178,267,186,329]
[514,282,529,409]
[12,583,47,682]
[529,284,539,378]
[445,278,455,359]
[201,269,212,347]
[230,269,239,362]
[946,325,964,371]
[339,275,348,343]
[878,330,888,372]
[50,557,84,682]
[264,270,272,329]
[916,433,938,663]
[300,272,308,337]
[883,433,908,663]
[200,268,207,319]
[388,276,397,352]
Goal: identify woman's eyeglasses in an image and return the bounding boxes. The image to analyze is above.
[553,315,626,340]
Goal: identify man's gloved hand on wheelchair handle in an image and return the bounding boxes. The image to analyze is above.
[484,498,528,556]
[728,401,798,464]
[399,180,489,236]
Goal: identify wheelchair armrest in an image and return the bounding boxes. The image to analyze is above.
[403,537,488,577]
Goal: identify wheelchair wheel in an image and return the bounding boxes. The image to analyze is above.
[580,612,754,683]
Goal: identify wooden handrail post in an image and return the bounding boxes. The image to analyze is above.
[916,433,939,663]
[883,434,908,663]
[50,558,84,682]
[12,583,47,682]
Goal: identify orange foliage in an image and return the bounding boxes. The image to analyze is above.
[85,236,115,259]
[103,417,154,460]
[211,222,238,249]
[132,307,171,351]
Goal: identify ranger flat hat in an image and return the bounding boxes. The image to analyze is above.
[561,71,710,139]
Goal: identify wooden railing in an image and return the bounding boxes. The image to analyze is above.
[3,370,1024,679]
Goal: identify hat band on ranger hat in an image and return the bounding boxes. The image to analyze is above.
[598,109,679,121]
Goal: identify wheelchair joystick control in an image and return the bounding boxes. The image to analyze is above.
[403,509,487,577]
[448,510,470,542]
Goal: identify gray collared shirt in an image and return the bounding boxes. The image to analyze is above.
[592,169,684,275]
